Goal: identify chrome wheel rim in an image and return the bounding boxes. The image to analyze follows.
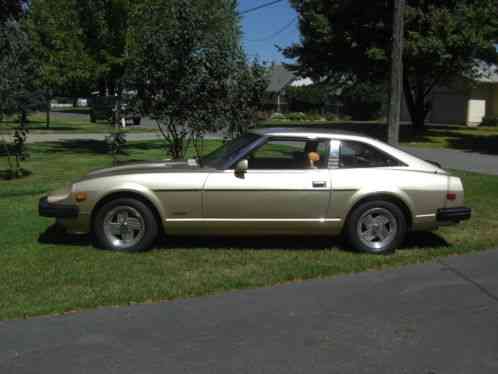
[103,206,145,250]
[357,208,397,252]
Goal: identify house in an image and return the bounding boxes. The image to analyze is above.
[401,62,498,126]
[265,65,312,113]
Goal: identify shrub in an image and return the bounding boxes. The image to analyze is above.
[271,112,287,120]
[285,112,307,121]
[481,117,498,127]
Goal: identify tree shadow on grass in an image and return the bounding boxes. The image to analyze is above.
[52,108,90,115]
[34,139,166,155]
[445,133,498,155]
[34,140,109,154]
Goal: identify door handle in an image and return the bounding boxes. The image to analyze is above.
[312,181,327,188]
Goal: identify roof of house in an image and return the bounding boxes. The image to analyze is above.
[266,65,299,93]
[473,61,498,83]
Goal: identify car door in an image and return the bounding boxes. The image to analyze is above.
[203,137,333,234]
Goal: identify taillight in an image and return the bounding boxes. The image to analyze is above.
[447,192,457,201]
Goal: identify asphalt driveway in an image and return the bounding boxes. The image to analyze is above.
[403,146,498,176]
[1,249,498,374]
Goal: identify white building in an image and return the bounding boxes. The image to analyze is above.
[401,62,498,126]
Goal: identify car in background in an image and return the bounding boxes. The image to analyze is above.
[88,94,141,126]
[39,128,471,254]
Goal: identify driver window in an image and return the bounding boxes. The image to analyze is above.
[247,139,329,170]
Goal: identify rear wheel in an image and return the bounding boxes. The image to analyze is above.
[93,198,158,252]
[346,200,407,254]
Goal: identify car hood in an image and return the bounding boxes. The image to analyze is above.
[81,159,203,180]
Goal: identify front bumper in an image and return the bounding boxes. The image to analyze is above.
[437,207,472,223]
[39,196,79,219]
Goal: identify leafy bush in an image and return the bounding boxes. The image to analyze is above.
[270,112,326,122]
[325,114,339,121]
[286,112,307,121]
[106,129,128,166]
[270,112,286,120]
[481,117,498,127]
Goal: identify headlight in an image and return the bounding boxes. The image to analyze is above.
[47,184,73,204]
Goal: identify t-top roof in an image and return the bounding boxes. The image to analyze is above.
[250,127,366,139]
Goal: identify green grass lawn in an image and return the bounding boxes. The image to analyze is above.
[0,111,156,134]
[1,140,498,320]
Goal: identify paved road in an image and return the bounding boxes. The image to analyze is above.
[404,146,498,176]
[1,249,498,374]
[48,109,159,129]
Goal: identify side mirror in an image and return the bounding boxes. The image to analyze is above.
[235,159,248,177]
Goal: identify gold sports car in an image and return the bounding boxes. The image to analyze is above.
[39,128,471,254]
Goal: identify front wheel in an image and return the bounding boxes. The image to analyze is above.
[346,200,407,254]
[93,198,158,252]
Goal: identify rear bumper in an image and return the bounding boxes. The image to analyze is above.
[39,196,79,219]
[437,207,472,223]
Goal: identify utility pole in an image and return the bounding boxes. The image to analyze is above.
[388,0,405,146]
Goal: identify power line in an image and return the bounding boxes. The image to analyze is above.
[246,17,297,42]
[239,0,286,16]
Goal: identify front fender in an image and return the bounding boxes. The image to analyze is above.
[74,179,166,219]
[97,183,166,217]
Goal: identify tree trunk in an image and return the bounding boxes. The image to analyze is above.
[46,97,51,129]
[403,74,428,133]
[20,111,27,128]
[387,0,405,146]
[98,79,106,96]
[1,135,13,174]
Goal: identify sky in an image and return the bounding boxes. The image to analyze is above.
[238,0,300,63]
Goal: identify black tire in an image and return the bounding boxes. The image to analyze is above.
[346,200,407,254]
[93,198,159,252]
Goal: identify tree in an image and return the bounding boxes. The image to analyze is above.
[285,84,328,113]
[27,0,96,128]
[0,0,27,22]
[224,59,269,138]
[27,0,133,103]
[0,19,41,177]
[342,82,387,121]
[284,0,498,130]
[74,0,131,96]
[126,0,253,159]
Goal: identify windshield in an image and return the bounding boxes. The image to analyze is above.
[200,134,261,168]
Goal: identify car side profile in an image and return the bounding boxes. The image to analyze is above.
[39,128,471,254]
